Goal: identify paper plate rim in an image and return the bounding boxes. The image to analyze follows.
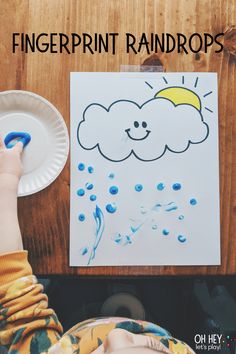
[0,89,70,197]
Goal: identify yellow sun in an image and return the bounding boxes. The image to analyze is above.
[155,87,201,111]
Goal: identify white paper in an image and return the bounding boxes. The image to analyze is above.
[70,72,220,266]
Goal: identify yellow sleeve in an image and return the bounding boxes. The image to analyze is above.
[0,251,63,353]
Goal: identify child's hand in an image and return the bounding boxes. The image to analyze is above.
[0,134,24,183]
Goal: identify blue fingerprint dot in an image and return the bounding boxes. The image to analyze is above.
[162,229,169,236]
[172,183,182,191]
[78,213,85,222]
[190,198,197,205]
[88,166,94,173]
[108,173,115,179]
[78,163,85,171]
[86,182,93,190]
[106,203,117,213]
[109,185,119,195]
[178,215,184,220]
[135,184,143,192]
[77,188,85,196]
[81,247,88,255]
[90,194,97,201]
[152,225,158,230]
[178,235,186,243]
[157,183,165,191]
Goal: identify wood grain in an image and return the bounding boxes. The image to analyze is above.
[0,0,235,275]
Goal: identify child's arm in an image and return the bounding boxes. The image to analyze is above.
[0,138,23,253]
[0,135,63,353]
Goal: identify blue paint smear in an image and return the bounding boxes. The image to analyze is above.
[77,188,85,197]
[88,205,105,265]
[108,173,115,179]
[190,198,197,205]
[165,202,178,212]
[178,215,184,220]
[140,206,147,214]
[152,203,162,212]
[125,235,132,244]
[81,247,88,255]
[78,163,85,171]
[172,183,182,191]
[106,203,117,213]
[135,184,143,192]
[157,183,165,191]
[109,185,119,195]
[114,234,122,244]
[162,229,169,236]
[90,194,97,201]
[130,224,143,234]
[88,166,94,173]
[178,235,187,243]
[78,213,85,221]
[86,182,94,190]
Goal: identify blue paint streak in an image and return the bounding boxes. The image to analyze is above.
[90,194,97,201]
[190,198,197,205]
[135,184,143,192]
[109,185,119,195]
[86,182,94,190]
[178,235,187,243]
[106,203,117,213]
[77,188,85,196]
[78,163,85,171]
[157,183,165,191]
[125,235,132,244]
[172,183,182,191]
[165,202,178,212]
[88,205,105,265]
[88,166,94,173]
[130,223,143,234]
[152,203,162,211]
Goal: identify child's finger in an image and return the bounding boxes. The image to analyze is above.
[0,135,5,150]
[13,141,24,154]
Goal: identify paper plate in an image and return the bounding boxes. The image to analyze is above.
[0,90,69,196]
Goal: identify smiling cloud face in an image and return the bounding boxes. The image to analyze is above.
[77,98,209,162]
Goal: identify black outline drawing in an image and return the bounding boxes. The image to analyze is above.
[125,127,151,141]
[77,93,210,162]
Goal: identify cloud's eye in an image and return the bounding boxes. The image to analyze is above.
[142,121,147,128]
[134,121,139,128]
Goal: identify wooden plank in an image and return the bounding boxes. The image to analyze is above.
[0,0,235,275]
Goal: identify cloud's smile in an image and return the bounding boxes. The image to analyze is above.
[125,128,151,141]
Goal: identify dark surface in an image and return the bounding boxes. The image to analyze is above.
[39,276,236,354]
